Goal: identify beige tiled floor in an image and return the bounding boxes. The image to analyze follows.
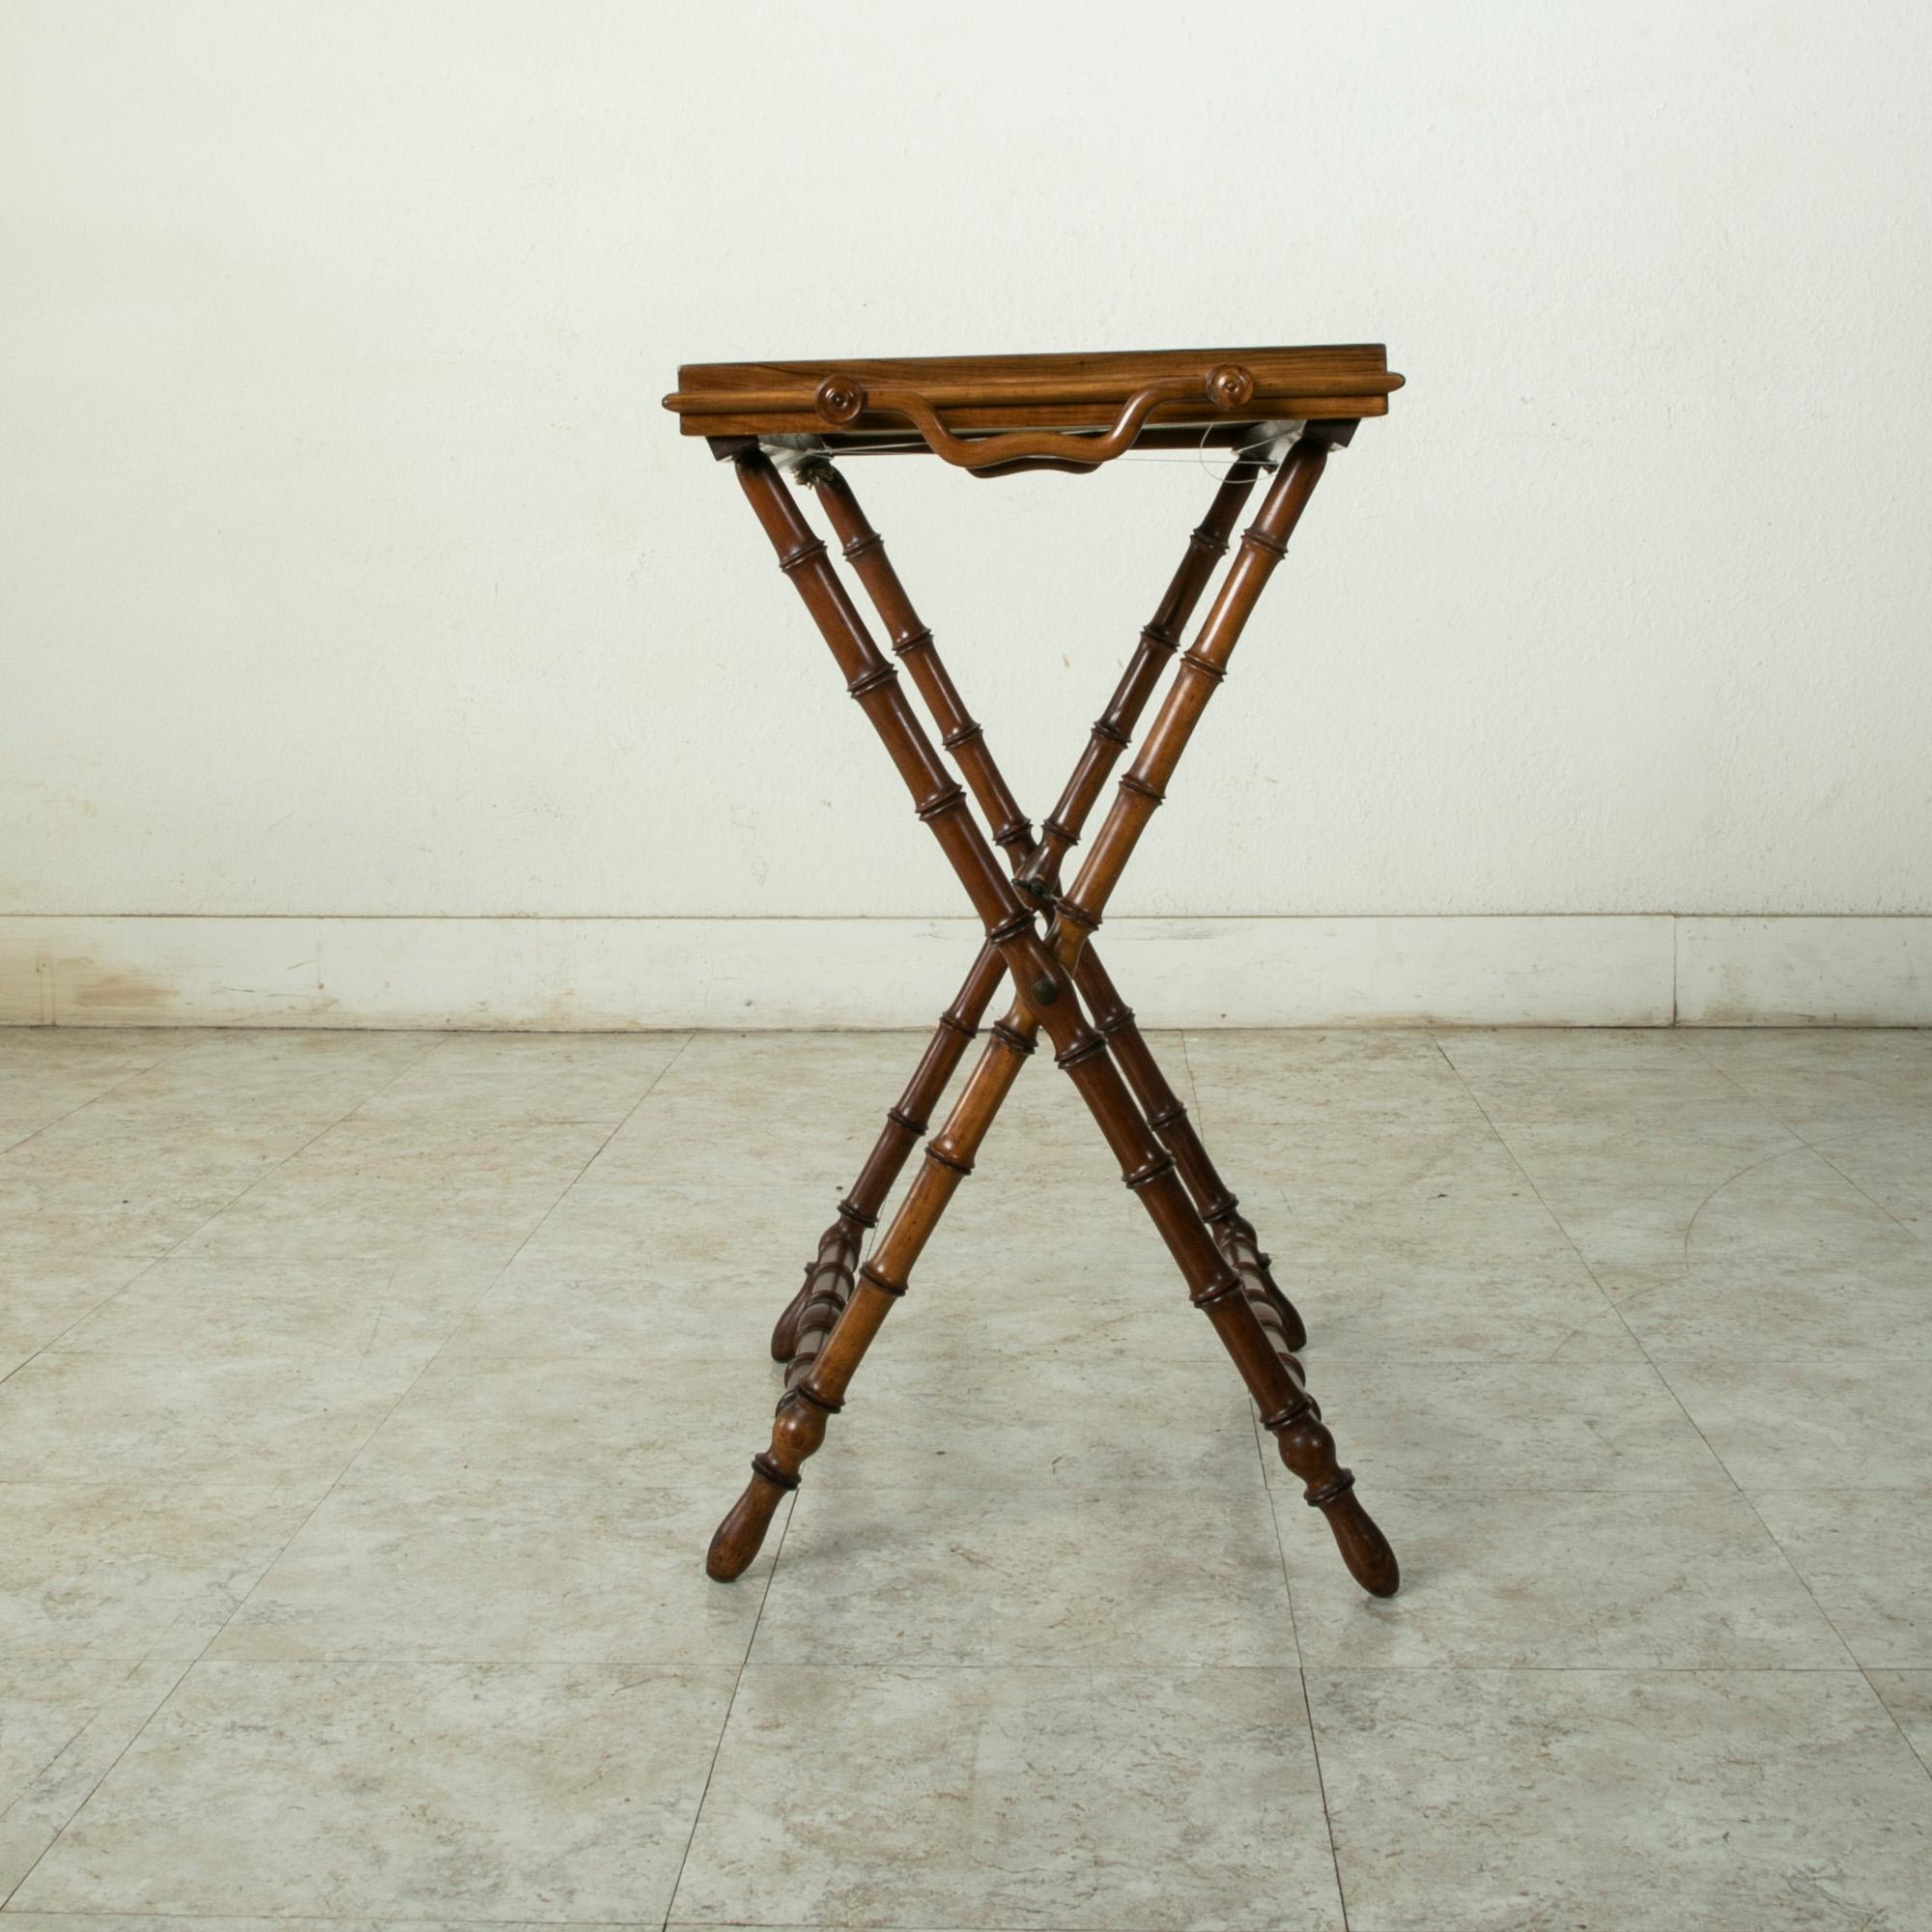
[2,1023,1930,1929]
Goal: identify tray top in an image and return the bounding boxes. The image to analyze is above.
[664,344,1402,473]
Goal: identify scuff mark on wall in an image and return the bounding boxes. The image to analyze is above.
[67,966,175,1012]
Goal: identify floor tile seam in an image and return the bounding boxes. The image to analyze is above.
[1860,1665,1932,1786]
[0,1034,206,1163]
[38,1360,442,1856]
[0,1037,237,1384]
[14,1470,1911,1494]
[0,1654,170,1843]
[1739,1482,1932,1497]
[0,1256,173,1389]
[1252,1431,1352,1932]
[2,1043,456,1376]
[4,1070,524,1380]
[1422,1044,1669,1347]
[68,1655,1883,1677]
[1427,1039,1768,1513]
[971,1475,1925,1493]
[132,1033,458,1271]
[661,1488,797,1932]
[680,1659,1884,1677]
[8,1651,766,1672]
[0,1037,707,1909]
[15,1474,1906,1502]
[0,1918,1324,1931]
[1296,1662,1875,1677]
[40,1338,1932,1372]
[1427,1045,1867,1588]
[118,1040,700,1718]
[1804,1143,1928,1251]
[1661,1034,1792,1135]
[1730,1489,1877,1673]
[718,1470,1282,1499]
[280,1028,701,1515]
[1678,1037,1928,1249]
[411,1030,697,1350]
[1298,1659,1351,1932]
[1635,1336,1869,1508]
[1278,1479,1932,1499]
[0,1647,197,1910]
[1256,1350,1932,1366]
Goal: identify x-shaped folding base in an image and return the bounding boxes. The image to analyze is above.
[702,428,1399,1598]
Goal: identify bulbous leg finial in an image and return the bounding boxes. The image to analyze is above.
[704,1393,831,1582]
[706,1457,795,1580]
[1268,1402,1400,1598]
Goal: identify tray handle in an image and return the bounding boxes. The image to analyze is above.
[814,364,1256,470]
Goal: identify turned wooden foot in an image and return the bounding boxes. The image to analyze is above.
[1315,1483,1401,1598]
[1266,1398,1400,1598]
[705,1390,832,1582]
[706,1457,795,1579]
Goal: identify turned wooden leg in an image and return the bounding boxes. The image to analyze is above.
[1211,1209,1306,1354]
[1051,1021,1394,1599]
[710,431,1398,1598]
[770,947,999,1363]
[822,451,1311,1360]
[706,449,1127,1579]
[710,1014,1038,1581]
[1078,948,1310,1353]
[765,457,1259,1364]
[766,952,994,1365]
[1037,424,1395,1594]
[707,1387,832,1580]
[769,1275,813,1364]
[1260,1375,1399,1597]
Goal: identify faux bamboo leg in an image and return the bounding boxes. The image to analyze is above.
[812,455,1308,1354]
[772,945,997,1374]
[767,459,1260,1363]
[710,432,1396,1598]
[901,430,1390,1592]
[1075,948,1307,1351]
[894,428,1386,1586]
[708,446,1176,1577]
[1041,425,1388,1586]
[767,948,996,1362]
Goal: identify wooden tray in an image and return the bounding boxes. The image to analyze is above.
[664,344,1402,471]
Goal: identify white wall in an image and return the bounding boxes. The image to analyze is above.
[4,1,1929,1025]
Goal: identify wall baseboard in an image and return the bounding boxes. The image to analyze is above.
[1,914,1926,1030]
